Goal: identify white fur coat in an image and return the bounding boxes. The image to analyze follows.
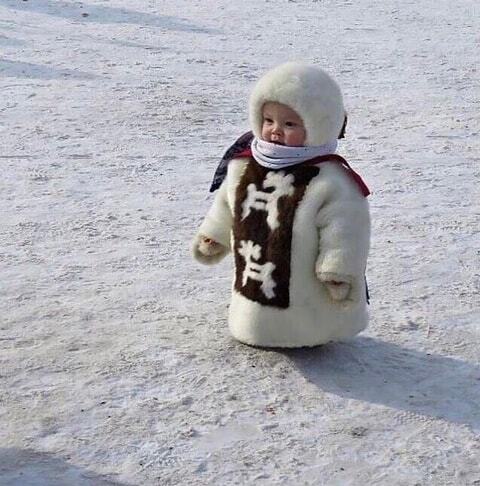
[192,157,370,348]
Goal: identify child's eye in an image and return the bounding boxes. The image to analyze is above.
[263,118,273,124]
[285,121,297,127]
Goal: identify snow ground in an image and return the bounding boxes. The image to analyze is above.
[0,0,479,484]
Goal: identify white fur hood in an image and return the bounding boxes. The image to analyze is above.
[248,62,345,146]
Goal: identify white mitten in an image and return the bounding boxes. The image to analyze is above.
[192,234,228,265]
[316,271,352,301]
[198,236,224,256]
[324,281,351,301]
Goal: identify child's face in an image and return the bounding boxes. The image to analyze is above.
[261,102,306,146]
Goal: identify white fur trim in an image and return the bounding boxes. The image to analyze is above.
[249,62,345,146]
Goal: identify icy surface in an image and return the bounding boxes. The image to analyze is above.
[0,0,479,484]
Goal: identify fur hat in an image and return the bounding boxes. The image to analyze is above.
[249,62,346,146]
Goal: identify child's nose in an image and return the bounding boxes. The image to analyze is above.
[272,124,282,135]
[271,129,282,140]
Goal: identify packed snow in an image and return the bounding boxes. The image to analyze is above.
[0,0,479,484]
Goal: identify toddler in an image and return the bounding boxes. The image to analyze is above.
[192,62,370,347]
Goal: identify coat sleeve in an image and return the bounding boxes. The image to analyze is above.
[314,168,370,285]
[192,179,233,265]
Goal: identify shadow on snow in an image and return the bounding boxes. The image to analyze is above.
[0,0,217,34]
[0,448,131,486]
[282,336,480,430]
[0,59,97,80]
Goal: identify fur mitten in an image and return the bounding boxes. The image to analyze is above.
[317,272,352,301]
[192,234,229,265]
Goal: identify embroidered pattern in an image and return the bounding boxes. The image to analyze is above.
[242,172,295,230]
[238,240,276,299]
[233,159,320,308]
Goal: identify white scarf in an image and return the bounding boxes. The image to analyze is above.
[251,137,338,169]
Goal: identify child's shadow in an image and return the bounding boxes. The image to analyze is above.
[0,448,131,485]
[282,336,480,430]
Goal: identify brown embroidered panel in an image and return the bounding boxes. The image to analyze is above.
[233,158,319,308]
